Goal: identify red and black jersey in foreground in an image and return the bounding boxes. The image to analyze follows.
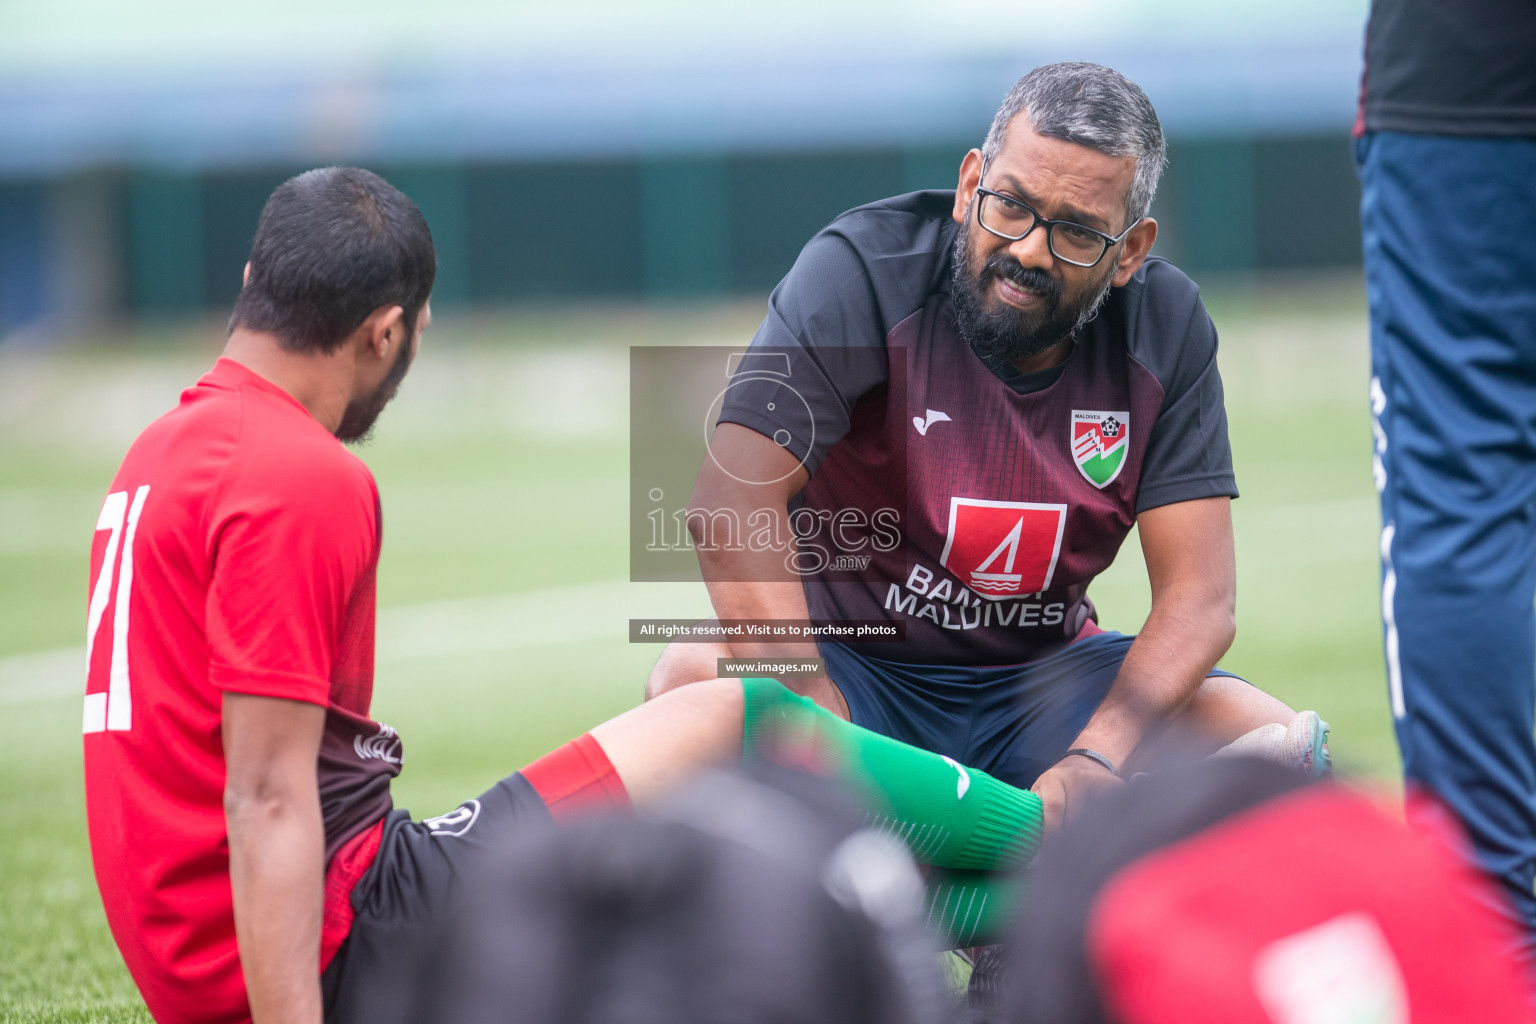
[719,191,1236,666]
[1005,761,1530,1024]
[82,359,399,1024]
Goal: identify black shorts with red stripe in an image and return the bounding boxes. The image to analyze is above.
[321,735,628,1023]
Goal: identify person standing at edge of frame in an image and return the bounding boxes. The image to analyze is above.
[1356,0,1536,965]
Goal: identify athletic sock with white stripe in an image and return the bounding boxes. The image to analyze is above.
[923,868,1018,949]
[740,677,1042,871]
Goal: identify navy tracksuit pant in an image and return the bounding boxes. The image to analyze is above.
[1358,130,1536,957]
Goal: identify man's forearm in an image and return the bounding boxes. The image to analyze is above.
[1070,585,1236,768]
[695,518,846,713]
[694,491,824,658]
[700,560,826,676]
[687,422,848,710]
[227,790,325,1024]
[701,573,820,654]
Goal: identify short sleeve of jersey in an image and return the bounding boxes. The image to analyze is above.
[205,443,378,706]
[1122,260,1239,513]
[717,191,958,476]
[717,232,890,476]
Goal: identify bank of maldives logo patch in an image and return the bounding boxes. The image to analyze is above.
[938,498,1067,600]
[1071,410,1130,488]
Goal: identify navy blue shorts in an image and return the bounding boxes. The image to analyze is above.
[1359,130,1536,947]
[822,631,1243,790]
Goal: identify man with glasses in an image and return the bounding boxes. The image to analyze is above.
[648,62,1326,833]
[82,166,1059,1024]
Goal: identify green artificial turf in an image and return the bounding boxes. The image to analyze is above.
[0,280,1396,1020]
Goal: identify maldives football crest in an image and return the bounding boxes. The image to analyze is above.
[1071,410,1130,488]
[938,498,1068,600]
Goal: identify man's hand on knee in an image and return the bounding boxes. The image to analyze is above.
[1031,753,1124,834]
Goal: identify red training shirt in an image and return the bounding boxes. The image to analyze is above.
[83,358,401,1024]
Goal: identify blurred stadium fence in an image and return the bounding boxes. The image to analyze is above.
[0,0,1368,339]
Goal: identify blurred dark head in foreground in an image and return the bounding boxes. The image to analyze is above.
[421,766,950,1024]
[1001,759,1529,1024]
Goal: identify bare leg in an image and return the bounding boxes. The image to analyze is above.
[646,637,1295,770]
[607,667,1297,814]
[644,634,730,701]
[1181,675,1296,744]
[1133,675,1297,770]
[591,678,743,803]
[644,627,851,718]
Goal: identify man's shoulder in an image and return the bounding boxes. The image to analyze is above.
[130,364,376,523]
[824,190,957,254]
[1095,257,1213,368]
[779,191,958,339]
[1082,257,1219,410]
[227,396,376,517]
[1110,256,1203,317]
[826,191,957,286]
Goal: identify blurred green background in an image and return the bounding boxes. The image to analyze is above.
[0,279,1389,1020]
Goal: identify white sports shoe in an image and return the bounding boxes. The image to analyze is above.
[1212,710,1332,779]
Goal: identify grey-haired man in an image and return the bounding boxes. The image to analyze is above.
[649,62,1329,832]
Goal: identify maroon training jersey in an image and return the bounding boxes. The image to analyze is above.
[82,358,400,1024]
[719,191,1237,666]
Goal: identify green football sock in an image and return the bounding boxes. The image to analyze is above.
[924,868,1019,949]
[740,677,1043,871]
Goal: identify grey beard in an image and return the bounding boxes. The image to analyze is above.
[949,228,1116,366]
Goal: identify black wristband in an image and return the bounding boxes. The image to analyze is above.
[1062,748,1120,777]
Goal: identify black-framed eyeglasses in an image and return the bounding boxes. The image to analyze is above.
[973,163,1137,268]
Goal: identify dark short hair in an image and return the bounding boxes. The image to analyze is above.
[229,167,435,353]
